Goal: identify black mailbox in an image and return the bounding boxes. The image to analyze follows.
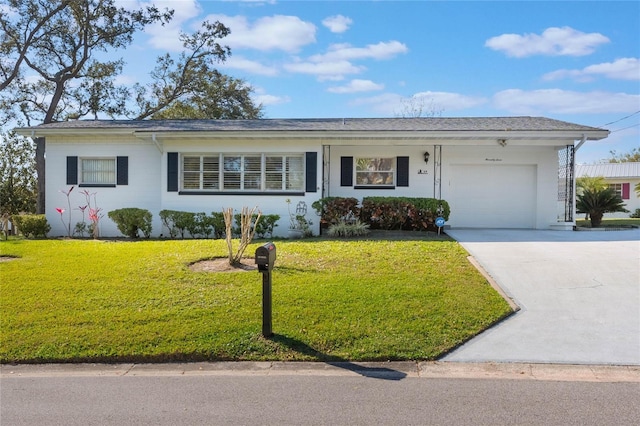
[255,242,276,271]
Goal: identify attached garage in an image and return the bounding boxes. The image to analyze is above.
[448,164,537,228]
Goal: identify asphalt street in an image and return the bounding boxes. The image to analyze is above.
[2,362,639,425]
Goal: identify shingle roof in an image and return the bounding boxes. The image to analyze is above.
[576,162,640,178]
[19,116,606,133]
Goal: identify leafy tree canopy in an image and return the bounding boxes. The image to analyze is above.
[0,0,263,213]
[0,131,36,216]
[607,148,640,163]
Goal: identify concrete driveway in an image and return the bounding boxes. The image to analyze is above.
[443,228,640,365]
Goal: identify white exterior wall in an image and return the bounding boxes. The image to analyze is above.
[45,135,161,238]
[327,145,435,199]
[604,177,640,219]
[327,143,560,229]
[44,133,571,237]
[440,145,559,229]
[159,138,323,238]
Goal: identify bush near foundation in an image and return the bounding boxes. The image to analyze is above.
[11,214,50,238]
[312,197,360,228]
[108,208,152,238]
[361,197,450,231]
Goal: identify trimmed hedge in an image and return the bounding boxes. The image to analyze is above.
[313,197,450,232]
[361,197,450,231]
[233,213,279,239]
[108,208,153,238]
[311,197,360,227]
[11,214,50,238]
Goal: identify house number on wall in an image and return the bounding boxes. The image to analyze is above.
[417,169,429,174]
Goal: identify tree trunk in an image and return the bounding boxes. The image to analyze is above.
[589,212,603,228]
[35,137,46,214]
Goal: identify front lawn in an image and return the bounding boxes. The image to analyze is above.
[0,237,512,363]
[575,218,640,228]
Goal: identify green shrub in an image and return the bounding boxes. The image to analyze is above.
[312,197,360,227]
[233,213,280,239]
[107,208,152,238]
[11,214,50,238]
[190,212,215,238]
[327,219,370,238]
[630,208,640,219]
[360,197,450,231]
[210,212,226,239]
[159,210,195,239]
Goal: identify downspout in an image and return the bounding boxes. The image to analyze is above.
[574,134,587,152]
[151,133,163,153]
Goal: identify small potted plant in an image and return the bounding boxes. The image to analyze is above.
[286,199,313,238]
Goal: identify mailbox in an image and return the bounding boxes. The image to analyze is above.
[255,242,276,271]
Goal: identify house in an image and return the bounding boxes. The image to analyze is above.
[15,117,609,237]
[576,162,640,218]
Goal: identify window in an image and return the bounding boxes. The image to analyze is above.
[181,153,305,192]
[608,183,622,198]
[81,158,115,185]
[608,183,630,200]
[355,157,395,187]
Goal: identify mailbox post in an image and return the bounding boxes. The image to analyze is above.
[255,242,276,338]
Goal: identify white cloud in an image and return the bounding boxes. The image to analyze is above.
[485,26,610,57]
[322,15,353,33]
[221,56,279,76]
[543,58,640,82]
[254,94,291,106]
[351,91,487,115]
[284,60,365,81]
[285,41,407,81]
[310,41,408,62]
[327,79,384,94]
[206,14,316,52]
[493,89,640,114]
[134,0,202,52]
[411,91,488,111]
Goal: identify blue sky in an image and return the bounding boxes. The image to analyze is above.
[122,1,638,163]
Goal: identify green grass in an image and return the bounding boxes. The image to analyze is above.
[575,218,640,227]
[0,237,512,363]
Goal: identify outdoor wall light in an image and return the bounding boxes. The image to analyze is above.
[423,151,430,164]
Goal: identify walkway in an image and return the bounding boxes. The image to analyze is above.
[443,228,640,365]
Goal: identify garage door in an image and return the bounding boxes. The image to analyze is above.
[448,165,537,228]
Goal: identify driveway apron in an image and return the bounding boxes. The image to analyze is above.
[443,229,640,365]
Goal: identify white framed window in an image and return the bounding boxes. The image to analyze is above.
[181,153,305,192]
[355,157,395,187]
[608,183,622,198]
[81,158,116,185]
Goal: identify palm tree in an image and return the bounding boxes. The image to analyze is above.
[576,187,628,227]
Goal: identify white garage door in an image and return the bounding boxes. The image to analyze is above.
[448,165,537,228]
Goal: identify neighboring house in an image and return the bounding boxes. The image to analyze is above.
[576,162,640,218]
[16,117,609,237]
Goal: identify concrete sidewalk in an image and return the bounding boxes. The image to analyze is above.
[2,361,639,382]
[443,228,640,365]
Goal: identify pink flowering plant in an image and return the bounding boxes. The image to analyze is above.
[56,187,102,238]
[74,204,89,237]
[80,189,102,239]
[57,186,74,237]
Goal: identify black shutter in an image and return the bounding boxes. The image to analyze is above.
[66,156,78,185]
[340,156,353,186]
[397,156,409,187]
[116,156,128,185]
[305,152,317,193]
[167,152,178,192]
